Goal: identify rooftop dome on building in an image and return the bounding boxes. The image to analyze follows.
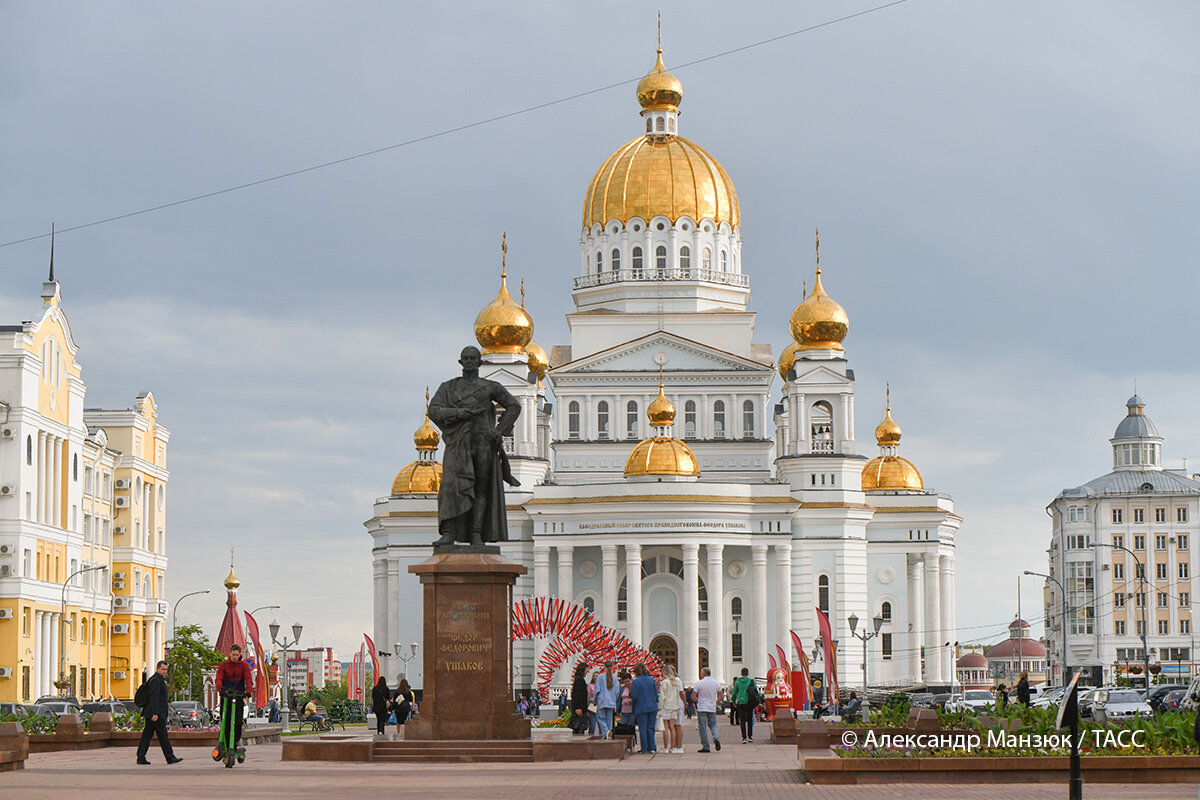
[957,651,988,669]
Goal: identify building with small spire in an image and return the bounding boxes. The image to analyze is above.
[214,557,246,657]
[0,263,170,703]
[367,42,961,693]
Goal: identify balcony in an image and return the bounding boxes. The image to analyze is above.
[573,268,750,291]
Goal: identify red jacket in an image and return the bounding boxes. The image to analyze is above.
[215,659,255,693]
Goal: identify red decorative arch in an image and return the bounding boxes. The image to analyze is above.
[511,597,663,701]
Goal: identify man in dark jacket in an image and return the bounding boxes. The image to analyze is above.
[137,660,182,765]
[629,663,659,754]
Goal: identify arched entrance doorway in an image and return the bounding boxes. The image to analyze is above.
[649,634,678,670]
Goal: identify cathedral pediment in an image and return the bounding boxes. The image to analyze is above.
[552,331,771,375]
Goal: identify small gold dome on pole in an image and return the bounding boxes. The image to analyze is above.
[778,341,799,381]
[474,233,534,354]
[525,341,549,382]
[636,49,683,113]
[413,387,440,450]
[789,230,849,351]
[224,566,240,590]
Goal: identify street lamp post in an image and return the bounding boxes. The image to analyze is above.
[269,621,303,733]
[1092,542,1150,689]
[250,605,281,619]
[847,614,884,720]
[1022,568,1070,690]
[395,642,419,684]
[170,589,212,701]
[60,564,105,694]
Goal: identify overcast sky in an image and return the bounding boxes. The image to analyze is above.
[2,1,1198,660]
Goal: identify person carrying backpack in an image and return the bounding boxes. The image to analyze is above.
[732,667,757,743]
[136,660,182,765]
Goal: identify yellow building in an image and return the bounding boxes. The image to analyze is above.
[0,270,170,702]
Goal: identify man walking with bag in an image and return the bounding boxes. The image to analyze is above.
[136,660,182,765]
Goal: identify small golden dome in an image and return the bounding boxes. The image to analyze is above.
[525,340,548,381]
[224,566,240,590]
[875,407,902,448]
[778,341,799,381]
[636,49,683,112]
[647,382,676,426]
[474,270,534,354]
[789,268,848,351]
[413,415,440,451]
[392,461,443,495]
[583,135,738,230]
[624,436,700,477]
[861,456,923,491]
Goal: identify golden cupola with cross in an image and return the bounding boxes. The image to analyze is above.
[624,374,700,480]
[474,233,534,355]
[861,386,923,492]
[789,230,849,353]
[392,389,444,495]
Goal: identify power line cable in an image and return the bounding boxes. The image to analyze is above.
[0,0,910,250]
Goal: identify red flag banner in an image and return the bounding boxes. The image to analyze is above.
[815,608,839,706]
[243,611,268,707]
[768,653,778,672]
[364,633,381,685]
[775,644,791,674]
[790,630,814,709]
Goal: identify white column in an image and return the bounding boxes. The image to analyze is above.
[372,557,387,660]
[775,542,793,657]
[556,545,573,602]
[34,612,43,697]
[386,557,400,646]
[533,546,551,677]
[706,544,725,683]
[907,557,922,682]
[940,554,954,682]
[625,543,643,646]
[52,436,62,528]
[37,433,45,523]
[752,544,768,679]
[49,613,59,688]
[924,556,942,684]
[601,545,619,628]
[681,543,700,683]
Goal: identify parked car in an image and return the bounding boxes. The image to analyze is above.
[1161,689,1188,712]
[1146,684,1188,713]
[34,700,83,717]
[1077,688,1102,719]
[82,701,129,717]
[960,690,994,712]
[1092,688,1153,722]
[35,695,81,706]
[943,693,965,713]
[0,703,30,719]
[910,692,934,708]
[22,704,57,720]
[1032,687,1066,708]
[930,693,951,711]
[170,701,214,728]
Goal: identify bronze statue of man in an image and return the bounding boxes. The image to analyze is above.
[428,346,521,546]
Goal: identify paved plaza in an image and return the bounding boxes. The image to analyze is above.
[4,720,1197,800]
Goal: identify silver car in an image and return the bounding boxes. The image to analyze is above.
[1093,688,1153,722]
[961,690,995,712]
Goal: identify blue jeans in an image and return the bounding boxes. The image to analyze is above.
[588,710,598,735]
[635,711,656,752]
[697,711,719,750]
[597,707,614,738]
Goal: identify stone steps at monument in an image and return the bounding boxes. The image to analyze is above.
[372,740,535,763]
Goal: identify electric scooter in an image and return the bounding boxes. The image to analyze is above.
[212,688,250,768]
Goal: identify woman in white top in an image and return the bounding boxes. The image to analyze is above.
[657,664,686,753]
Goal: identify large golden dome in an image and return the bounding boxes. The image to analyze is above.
[625,437,700,478]
[392,461,442,495]
[778,341,799,381]
[789,268,848,351]
[474,269,533,354]
[861,456,923,492]
[636,49,683,112]
[583,136,739,230]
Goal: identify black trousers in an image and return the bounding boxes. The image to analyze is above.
[137,715,176,761]
[737,702,755,740]
[230,697,245,747]
[376,710,388,734]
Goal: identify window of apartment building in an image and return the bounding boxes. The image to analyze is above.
[1158,619,1170,635]
[1112,534,1124,550]
[1112,508,1124,523]
[1183,620,1192,635]
[1158,592,1169,608]
[1179,534,1190,551]
[1113,562,1125,581]
[1156,534,1168,551]
[102,519,111,548]
[1115,620,1126,635]
[1135,592,1146,608]
[1114,592,1125,608]
[1157,562,1169,580]
[1180,592,1190,608]
[1136,619,1146,636]
[1066,534,1092,549]
[731,633,743,662]
[1135,563,1145,580]
[1133,509,1145,524]
[83,465,94,496]
[1066,562,1094,634]
[1134,534,1145,550]
[1166,648,1191,662]
[1179,508,1189,523]
[1068,506,1089,522]
[22,607,31,636]
[102,472,111,500]
[1156,508,1167,523]
[882,633,893,660]
[22,667,30,702]
[1180,562,1190,580]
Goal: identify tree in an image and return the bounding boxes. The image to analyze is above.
[164,624,223,701]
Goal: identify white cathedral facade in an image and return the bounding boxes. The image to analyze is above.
[367,48,961,694]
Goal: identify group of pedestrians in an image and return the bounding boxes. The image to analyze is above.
[370,676,415,738]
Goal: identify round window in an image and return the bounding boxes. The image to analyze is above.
[656,222,665,231]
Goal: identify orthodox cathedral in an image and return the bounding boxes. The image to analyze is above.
[367,47,962,693]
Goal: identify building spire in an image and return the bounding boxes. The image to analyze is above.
[520,277,526,308]
[48,223,55,282]
[886,381,891,411]
[814,227,821,276]
[500,231,507,279]
[657,10,662,52]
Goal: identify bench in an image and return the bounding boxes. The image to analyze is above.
[293,705,343,733]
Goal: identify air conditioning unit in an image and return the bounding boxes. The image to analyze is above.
[0,427,13,440]
[112,623,129,634]
[0,485,15,498]
[113,571,125,580]
[114,496,130,508]
[115,478,131,490]
[1102,564,1110,571]
[114,527,126,535]
[0,608,13,619]
[0,544,14,555]
[0,667,11,678]
[112,580,125,590]
[113,670,126,680]
[0,565,11,577]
